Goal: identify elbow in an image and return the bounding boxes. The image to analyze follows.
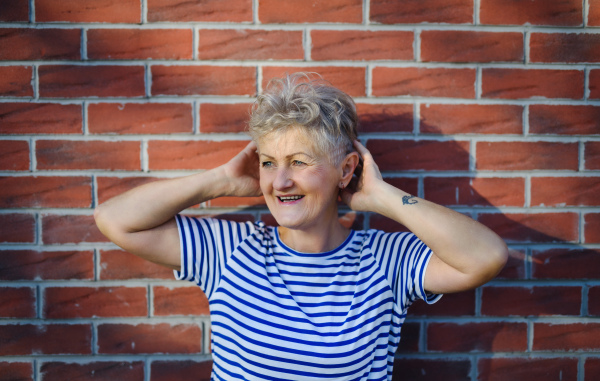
[484,239,509,282]
[93,203,114,239]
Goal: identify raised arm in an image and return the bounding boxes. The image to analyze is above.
[94,141,261,270]
[341,140,508,294]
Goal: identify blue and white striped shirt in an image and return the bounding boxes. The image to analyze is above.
[175,215,441,381]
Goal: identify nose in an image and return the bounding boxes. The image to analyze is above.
[273,167,293,190]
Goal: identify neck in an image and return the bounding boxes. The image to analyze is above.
[278,222,350,253]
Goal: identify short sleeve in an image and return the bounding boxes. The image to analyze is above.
[368,230,442,312]
[174,215,255,299]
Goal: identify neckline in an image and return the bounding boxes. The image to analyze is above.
[274,227,355,258]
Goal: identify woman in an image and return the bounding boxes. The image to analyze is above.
[95,73,508,380]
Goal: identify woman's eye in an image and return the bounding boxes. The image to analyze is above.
[292,160,305,166]
[261,161,273,168]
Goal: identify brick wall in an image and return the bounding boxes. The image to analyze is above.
[1,0,599,380]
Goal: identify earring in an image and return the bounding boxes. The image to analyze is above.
[339,182,345,189]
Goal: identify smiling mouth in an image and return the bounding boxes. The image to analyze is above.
[277,195,304,203]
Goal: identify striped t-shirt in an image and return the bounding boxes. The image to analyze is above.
[175,215,441,381]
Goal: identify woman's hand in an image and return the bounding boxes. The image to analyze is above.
[340,140,388,213]
[219,141,263,198]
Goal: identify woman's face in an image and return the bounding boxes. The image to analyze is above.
[257,127,342,232]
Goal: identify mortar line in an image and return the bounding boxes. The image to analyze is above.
[363,0,369,25]
[29,0,35,23]
[142,0,148,24]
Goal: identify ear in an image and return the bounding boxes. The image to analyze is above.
[339,151,360,186]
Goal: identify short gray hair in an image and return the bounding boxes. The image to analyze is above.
[248,72,358,164]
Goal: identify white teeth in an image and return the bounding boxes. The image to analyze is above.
[278,195,303,201]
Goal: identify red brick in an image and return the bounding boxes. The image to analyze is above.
[0,140,29,170]
[586,142,600,170]
[393,359,471,381]
[151,360,213,381]
[199,103,251,133]
[97,176,161,204]
[590,286,600,316]
[259,0,362,23]
[151,65,255,96]
[0,213,35,243]
[369,214,409,232]
[153,286,209,316]
[591,70,600,99]
[0,103,82,134]
[0,28,79,60]
[262,66,366,97]
[409,290,475,316]
[482,69,583,99]
[88,29,192,60]
[497,249,526,279]
[420,104,523,135]
[0,66,33,97]
[311,30,413,61]
[367,139,470,171]
[531,33,600,63]
[36,140,141,171]
[39,65,145,98]
[396,322,420,352]
[372,67,476,98]
[36,0,140,23]
[199,29,303,60]
[421,30,523,63]
[424,177,525,207]
[478,357,578,381]
[44,287,147,318]
[591,0,600,26]
[98,323,201,354]
[480,0,582,26]
[430,105,519,135]
[427,322,527,352]
[585,213,600,243]
[41,362,144,381]
[0,287,35,318]
[100,249,173,280]
[89,103,192,134]
[532,248,600,279]
[42,214,108,244]
[0,250,94,280]
[0,362,32,381]
[0,0,28,21]
[533,323,600,351]
[148,0,251,22]
[476,141,578,170]
[586,358,600,381]
[478,212,579,243]
[371,0,473,24]
[382,178,419,199]
[482,286,581,316]
[530,105,600,135]
[532,177,600,206]
[356,103,413,133]
[0,176,92,208]
[148,140,248,170]
[0,324,91,355]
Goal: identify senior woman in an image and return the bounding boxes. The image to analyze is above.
[95,73,508,380]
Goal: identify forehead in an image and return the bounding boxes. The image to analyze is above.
[258,127,319,157]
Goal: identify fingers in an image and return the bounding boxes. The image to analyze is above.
[353,139,372,160]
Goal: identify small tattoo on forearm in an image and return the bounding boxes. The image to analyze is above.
[402,195,418,205]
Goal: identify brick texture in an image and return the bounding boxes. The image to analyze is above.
[372,67,476,98]
[482,69,584,99]
[477,212,579,243]
[0,324,91,355]
[0,28,80,60]
[0,213,35,243]
[393,359,471,381]
[370,0,473,24]
[36,140,141,171]
[0,362,32,381]
[0,287,36,318]
[0,250,94,280]
[44,287,147,318]
[591,69,600,99]
[533,323,600,351]
[311,30,413,61]
[586,142,600,170]
[478,358,578,381]
[0,176,92,208]
[357,103,413,133]
[424,177,525,207]
[99,249,174,280]
[151,66,255,96]
[198,29,303,60]
[0,103,82,134]
[531,33,600,63]
[259,0,362,23]
[0,139,29,171]
[40,362,145,381]
[0,66,33,97]
[586,358,600,381]
[97,323,202,354]
[153,286,210,316]
[481,286,581,316]
[87,29,193,60]
[151,360,213,381]
[476,142,579,170]
[199,103,251,133]
[0,0,28,22]
[480,0,583,26]
[421,31,523,63]
[532,249,600,279]
[88,103,193,134]
[529,105,600,135]
[262,66,366,97]
[148,140,249,170]
[585,213,600,243]
[531,177,600,206]
[427,322,528,352]
[420,104,523,134]
[148,0,251,22]
[367,139,470,171]
[590,286,600,316]
[36,0,141,23]
[42,214,108,244]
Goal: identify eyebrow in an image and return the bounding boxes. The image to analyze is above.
[259,152,314,160]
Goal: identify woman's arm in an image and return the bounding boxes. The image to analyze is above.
[94,141,261,270]
[341,140,508,294]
